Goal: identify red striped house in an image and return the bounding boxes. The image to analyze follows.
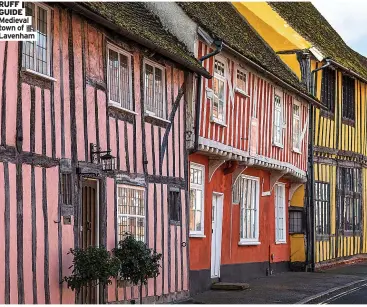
[0,2,209,304]
[177,3,321,294]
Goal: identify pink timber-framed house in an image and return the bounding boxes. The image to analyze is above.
[0,2,210,304]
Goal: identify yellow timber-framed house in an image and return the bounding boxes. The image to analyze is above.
[233,2,367,270]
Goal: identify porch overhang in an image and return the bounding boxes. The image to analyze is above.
[198,136,307,182]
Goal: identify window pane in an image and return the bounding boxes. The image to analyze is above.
[145,64,154,112]
[37,6,48,75]
[22,3,36,71]
[108,50,119,102]
[240,177,258,240]
[117,186,145,242]
[237,70,247,92]
[145,63,164,118]
[119,53,130,109]
[154,68,163,118]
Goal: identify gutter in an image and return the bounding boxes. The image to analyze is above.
[62,2,211,79]
[327,58,367,84]
[222,43,325,109]
[192,40,223,153]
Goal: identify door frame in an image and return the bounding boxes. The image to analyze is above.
[80,177,100,304]
[211,192,224,278]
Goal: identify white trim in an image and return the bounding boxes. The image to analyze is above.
[107,43,133,110]
[238,240,261,246]
[21,68,57,82]
[239,175,260,243]
[189,162,205,236]
[116,184,146,243]
[144,111,171,124]
[292,100,302,153]
[108,103,138,115]
[275,183,287,244]
[211,55,227,125]
[143,58,166,120]
[22,3,52,76]
[273,88,284,148]
[235,65,249,96]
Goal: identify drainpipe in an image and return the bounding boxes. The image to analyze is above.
[307,60,331,271]
[192,40,223,153]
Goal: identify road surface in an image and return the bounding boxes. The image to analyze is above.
[324,284,367,304]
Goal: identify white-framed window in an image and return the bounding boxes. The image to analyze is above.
[292,102,301,153]
[239,175,260,245]
[235,67,248,95]
[190,163,205,236]
[275,183,286,244]
[107,44,133,110]
[22,2,51,76]
[212,58,226,124]
[252,76,258,118]
[144,60,166,119]
[117,185,145,243]
[273,91,284,147]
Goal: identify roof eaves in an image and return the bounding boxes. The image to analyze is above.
[63,2,211,78]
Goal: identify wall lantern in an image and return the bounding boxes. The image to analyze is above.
[90,143,116,171]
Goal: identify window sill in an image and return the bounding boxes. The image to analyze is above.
[189,233,206,238]
[238,240,261,246]
[292,148,302,154]
[210,117,227,127]
[21,68,57,82]
[107,103,136,124]
[342,117,355,127]
[273,142,284,149]
[235,88,250,98]
[275,241,287,245]
[144,112,170,128]
[320,109,334,120]
[108,102,137,115]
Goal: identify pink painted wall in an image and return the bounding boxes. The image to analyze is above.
[0,3,190,304]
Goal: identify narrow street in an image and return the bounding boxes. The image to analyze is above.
[322,284,367,304]
[188,263,367,304]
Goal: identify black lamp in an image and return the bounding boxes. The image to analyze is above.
[90,143,116,171]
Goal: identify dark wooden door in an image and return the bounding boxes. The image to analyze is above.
[81,179,98,304]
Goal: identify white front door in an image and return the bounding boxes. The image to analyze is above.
[211,193,224,278]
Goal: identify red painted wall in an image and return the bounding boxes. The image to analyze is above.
[189,153,291,272]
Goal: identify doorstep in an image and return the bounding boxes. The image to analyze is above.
[211,282,250,291]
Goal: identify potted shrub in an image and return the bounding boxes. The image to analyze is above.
[62,246,121,304]
[113,233,162,304]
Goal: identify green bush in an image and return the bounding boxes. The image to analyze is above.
[113,233,162,304]
[62,246,121,303]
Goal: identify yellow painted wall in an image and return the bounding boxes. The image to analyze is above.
[290,186,306,262]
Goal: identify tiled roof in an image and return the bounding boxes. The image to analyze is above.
[178,2,309,93]
[79,2,209,76]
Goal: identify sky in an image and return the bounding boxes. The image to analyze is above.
[312,0,367,56]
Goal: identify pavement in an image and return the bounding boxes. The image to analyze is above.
[188,262,367,304]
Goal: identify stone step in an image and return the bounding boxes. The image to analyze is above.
[211,282,250,291]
